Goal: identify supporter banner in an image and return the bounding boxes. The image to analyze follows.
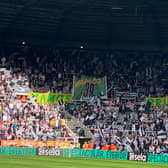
[8,79,31,93]
[146,97,168,107]
[28,92,72,104]
[73,76,107,101]
[62,149,128,160]
[128,153,147,162]
[37,147,62,156]
[1,140,71,148]
[147,153,168,164]
[0,147,36,155]
[116,92,137,101]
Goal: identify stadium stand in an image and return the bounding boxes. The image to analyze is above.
[0,48,167,154]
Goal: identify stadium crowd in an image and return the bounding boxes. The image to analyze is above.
[0,59,72,141]
[1,48,168,96]
[0,47,167,153]
[68,101,168,154]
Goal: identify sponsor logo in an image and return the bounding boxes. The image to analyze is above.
[147,153,168,164]
[38,148,61,156]
[129,153,147,162]
[62,149,128,160]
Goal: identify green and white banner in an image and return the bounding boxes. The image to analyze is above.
[73,76,107,101]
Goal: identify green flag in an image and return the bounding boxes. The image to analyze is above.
[73,76,107,101]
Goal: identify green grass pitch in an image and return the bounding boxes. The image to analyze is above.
[0,156,166,168]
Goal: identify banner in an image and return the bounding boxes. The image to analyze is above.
[28,92,72,104]
[0,147,36,155]
[1,140,70,148]
[62,149,128,160]
[128,153,147,162]
[116,92,137,101]
[146,97,168,107]
[8,79,31,93]
[73,76,107,101]
[147,153,168,164]
[37,147,62,156]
